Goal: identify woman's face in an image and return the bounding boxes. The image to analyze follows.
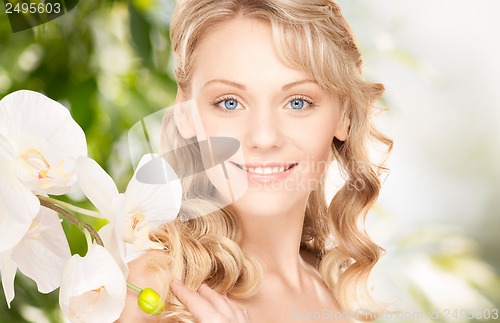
[177,17,347,217]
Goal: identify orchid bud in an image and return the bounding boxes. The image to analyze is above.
[138,288,165,315]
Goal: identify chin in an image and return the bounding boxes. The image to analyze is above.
[231,188,308,218]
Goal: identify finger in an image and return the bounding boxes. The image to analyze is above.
[199,285,249,323]
[198,283,237,319]
[170,280,222,320]
[224,298,249,322]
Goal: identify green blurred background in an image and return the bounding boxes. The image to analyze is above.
[1,0,499,322]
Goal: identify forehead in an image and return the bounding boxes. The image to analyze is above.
[190,16,313,90]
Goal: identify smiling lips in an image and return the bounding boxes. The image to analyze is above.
[230,161,297,175]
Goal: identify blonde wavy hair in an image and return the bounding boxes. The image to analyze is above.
[148,0,393,321]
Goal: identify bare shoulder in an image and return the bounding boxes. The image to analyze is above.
[117,250,170,322]
[128,249,169,282]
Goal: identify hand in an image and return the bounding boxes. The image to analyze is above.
[171,279,250,323]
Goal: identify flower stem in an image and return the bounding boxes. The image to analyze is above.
[38,197,104,247]
[127,281,143,294]
[37,195,102,218]
[83,229,93,251]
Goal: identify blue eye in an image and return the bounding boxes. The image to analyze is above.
[288,96,315,110]
[210,96,240,112]
[224,99,238,110]
[290,99,305,109]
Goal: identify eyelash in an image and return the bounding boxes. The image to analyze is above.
[209,95,317,113]
[209,95,239,112]
[289,95,317,110]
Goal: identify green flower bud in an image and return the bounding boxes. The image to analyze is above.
[138,288,165,315]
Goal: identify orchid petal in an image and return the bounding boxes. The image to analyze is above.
[125,154,182,228]
[0,202,31,252]
[132,225,164,250]
[12,207,71,294]
[0,251,17,308]
[0,152,40,224]
[124,242,145,264]
[76,156,118,220]
[59,244,126,323]
[98,222,127,278]
[0,133,15,159]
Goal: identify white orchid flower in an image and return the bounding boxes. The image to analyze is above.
[0,90,87,252]
[76,154,182,273]
[59,244,127,323]
[0,206,71,307]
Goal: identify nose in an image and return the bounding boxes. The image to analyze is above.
[244,106,284,150]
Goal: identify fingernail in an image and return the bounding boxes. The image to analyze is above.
[244,309,249,318]
[172,278,182,285]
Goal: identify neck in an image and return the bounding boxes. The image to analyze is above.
[235,198,310,288]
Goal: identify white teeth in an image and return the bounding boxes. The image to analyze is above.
[241,165,291,174]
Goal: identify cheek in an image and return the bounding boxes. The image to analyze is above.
[196,109,242,139]
[303,137,333,176]
[191,113,249,203]
[205,160,249,205]
[296,122,335,187]
[298,115,335,156]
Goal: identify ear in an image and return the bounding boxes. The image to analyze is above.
[334,115,350,141]
[173,89,196,139]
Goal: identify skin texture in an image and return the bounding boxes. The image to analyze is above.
[120,16,351,322]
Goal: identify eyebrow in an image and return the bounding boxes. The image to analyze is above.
[202,79,318,91]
